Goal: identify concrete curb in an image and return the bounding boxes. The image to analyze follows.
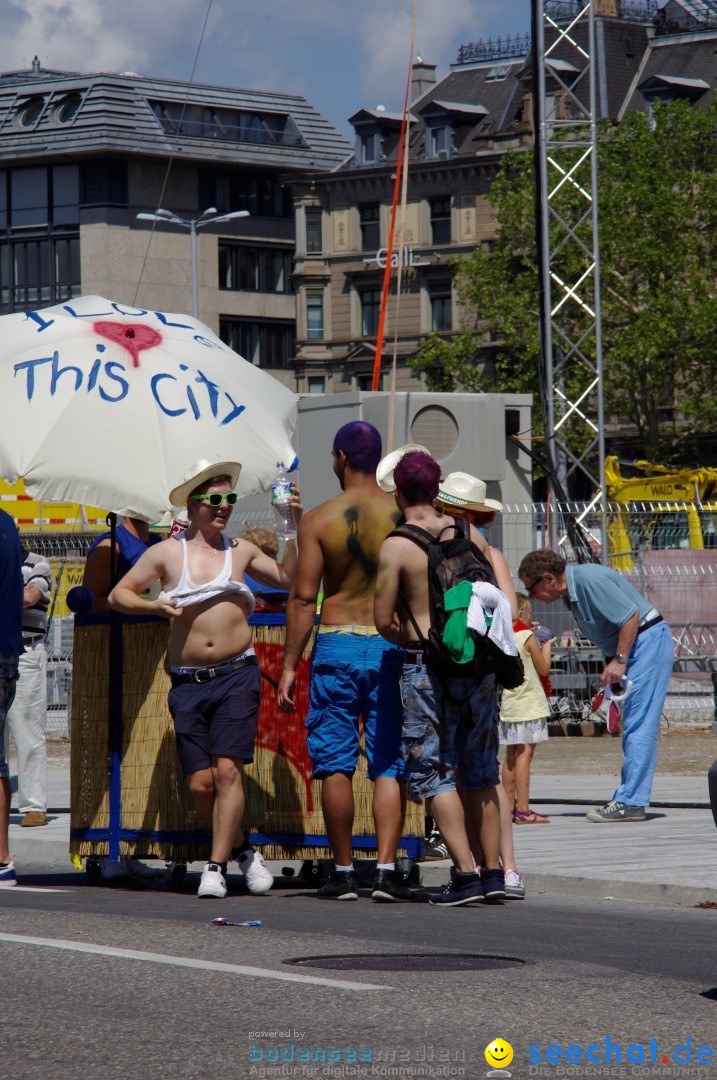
[10,828,717,908]
[416,862,717,906]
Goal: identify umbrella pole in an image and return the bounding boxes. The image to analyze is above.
[107,512,123,863]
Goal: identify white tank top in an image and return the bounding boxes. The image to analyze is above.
[158,537,256,614]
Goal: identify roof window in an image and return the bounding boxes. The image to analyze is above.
[56,93,83,123]
[18,97,45,127]
[149,100,303,147]
[485,64,512,82]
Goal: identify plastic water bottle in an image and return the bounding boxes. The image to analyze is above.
[272,461,296,540]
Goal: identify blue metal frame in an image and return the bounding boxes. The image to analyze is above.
[71,827,424,859]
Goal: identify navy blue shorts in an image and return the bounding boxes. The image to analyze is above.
[168,662,261,776]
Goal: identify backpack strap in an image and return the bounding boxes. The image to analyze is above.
[386,524,432,648]
[387,522,433,548]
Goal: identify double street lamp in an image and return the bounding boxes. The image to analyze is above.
[136,206,250,319]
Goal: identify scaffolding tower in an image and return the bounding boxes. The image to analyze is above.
[533,0,608,558]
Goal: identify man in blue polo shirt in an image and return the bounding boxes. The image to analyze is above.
[0,508,24,884]
[518,550,674,822]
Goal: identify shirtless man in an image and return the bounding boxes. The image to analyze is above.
[109,458,301,900]
[373,450,506,906]
[277,422,412,903]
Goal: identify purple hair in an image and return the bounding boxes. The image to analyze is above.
[394,451,441,507]
[333,421,382,475]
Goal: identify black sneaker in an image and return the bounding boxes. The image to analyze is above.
[372,869,415,903]
[316,870,359,900]
[480,867,506,902]
[429,871,484,907]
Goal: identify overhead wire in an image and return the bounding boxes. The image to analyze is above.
[132,0,215,309]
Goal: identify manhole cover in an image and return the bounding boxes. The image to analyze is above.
[284,953,526,972]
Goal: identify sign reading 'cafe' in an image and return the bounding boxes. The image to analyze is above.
[363,246,432,269]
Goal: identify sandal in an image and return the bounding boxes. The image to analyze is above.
[513,807,550,824]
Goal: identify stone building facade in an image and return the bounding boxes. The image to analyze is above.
[0,60,351,384]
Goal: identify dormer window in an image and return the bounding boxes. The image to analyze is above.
[360,131,379,164]
[418,100,487,161]
[429,125,450,159]
[149,100,303,147]
[349,109,406,167]
[17,97,45,128]
[637,75,709,130]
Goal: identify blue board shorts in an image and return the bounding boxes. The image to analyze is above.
[168,659,261,776]
[306,630,405,781]
[400,661,499,801]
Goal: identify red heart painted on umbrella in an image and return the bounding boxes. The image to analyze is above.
[93,321,162,367]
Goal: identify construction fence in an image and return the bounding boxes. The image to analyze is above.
[23,500,717,735]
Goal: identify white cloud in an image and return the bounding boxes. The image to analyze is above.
[354,0,502,110]
[0,0,522,136]
[0,0,197,76]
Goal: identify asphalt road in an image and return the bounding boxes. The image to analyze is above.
[1,860,716,1080]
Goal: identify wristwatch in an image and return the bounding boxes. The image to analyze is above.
[614,653,627,665]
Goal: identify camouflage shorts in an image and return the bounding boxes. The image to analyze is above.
[399,662,499,802]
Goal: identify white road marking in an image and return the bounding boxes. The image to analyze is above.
[0,933,392,991]
[0,886,71,893]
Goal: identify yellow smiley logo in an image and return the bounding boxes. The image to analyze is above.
[485,1039,514,1069]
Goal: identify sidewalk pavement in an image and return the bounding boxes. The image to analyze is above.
[7,763,717,906]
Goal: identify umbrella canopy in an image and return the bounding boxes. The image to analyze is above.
[0,296,298,520]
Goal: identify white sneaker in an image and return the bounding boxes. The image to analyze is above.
[237,849,273,895]
[504,868,525,899]
[0,860,17,887]
[198,862,227,899]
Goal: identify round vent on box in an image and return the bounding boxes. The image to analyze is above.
[410,405,459,460]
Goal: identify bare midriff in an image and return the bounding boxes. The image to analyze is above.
[168,594,254,667]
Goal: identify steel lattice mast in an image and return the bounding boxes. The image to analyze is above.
[533,0,608,560]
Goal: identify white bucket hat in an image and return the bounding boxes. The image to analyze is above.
[169,458,241,507]
[436,472,503,513]
[375,444,429,493]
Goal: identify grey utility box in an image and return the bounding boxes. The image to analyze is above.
[235,390,532,520]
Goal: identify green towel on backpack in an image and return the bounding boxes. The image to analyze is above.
[442,579,475,664]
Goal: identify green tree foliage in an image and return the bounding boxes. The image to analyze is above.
[408,99,717,462]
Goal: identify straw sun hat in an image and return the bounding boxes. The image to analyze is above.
[169,458,242,507]
[436,472,503,513]
[375,444,429,493]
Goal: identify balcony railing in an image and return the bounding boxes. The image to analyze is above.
[455,34,531,65]
[545,0,658,19]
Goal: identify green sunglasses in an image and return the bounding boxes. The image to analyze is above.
[192,491,239,506]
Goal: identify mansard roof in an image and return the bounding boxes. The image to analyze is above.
[0,66,352,170]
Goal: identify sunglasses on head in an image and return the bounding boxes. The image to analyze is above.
[192,492,239,506]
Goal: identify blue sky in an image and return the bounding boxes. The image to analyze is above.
[0,0,532,138]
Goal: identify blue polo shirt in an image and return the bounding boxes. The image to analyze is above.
[564,563,654,656]
[0,508,23,658]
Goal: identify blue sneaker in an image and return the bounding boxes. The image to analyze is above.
[0,860,17,887]
[481,867,506,901]
[429,871,484,906]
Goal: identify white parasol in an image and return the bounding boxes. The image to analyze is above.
[0,296,298,519]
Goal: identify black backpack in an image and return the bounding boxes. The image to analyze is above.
[389,516,524,689]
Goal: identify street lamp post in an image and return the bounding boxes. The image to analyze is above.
[136,206,250,319]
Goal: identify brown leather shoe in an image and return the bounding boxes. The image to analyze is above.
[20,811,48,827]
